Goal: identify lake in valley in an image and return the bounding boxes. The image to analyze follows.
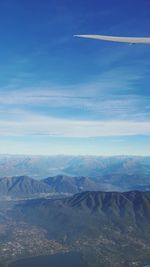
[9,252,88,267]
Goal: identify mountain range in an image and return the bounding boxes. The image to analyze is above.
[0,175,103,199]
[0,174,150,199]
[0,155,150,193]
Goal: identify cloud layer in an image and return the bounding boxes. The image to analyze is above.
[0,110,150,137]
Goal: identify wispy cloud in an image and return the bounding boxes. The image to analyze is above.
[0,84,149,121]
[0,110,150,137]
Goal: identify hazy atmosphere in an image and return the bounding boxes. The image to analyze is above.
[0,0,150,155]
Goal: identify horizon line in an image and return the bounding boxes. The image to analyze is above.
[0,153,150,157]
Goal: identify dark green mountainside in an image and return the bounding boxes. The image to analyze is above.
[7,191,150,267]
[12,191,150,238]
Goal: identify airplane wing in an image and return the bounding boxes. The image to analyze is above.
[74,35,150,44]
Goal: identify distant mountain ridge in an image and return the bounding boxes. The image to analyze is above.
[0,174,150,199]
[0,175,103,199]
[0,155,150,191]
[0,176,50,198]
[43,175,101,194]
[0,155,150,177]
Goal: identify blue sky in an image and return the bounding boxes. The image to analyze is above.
[0,0,150,155]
